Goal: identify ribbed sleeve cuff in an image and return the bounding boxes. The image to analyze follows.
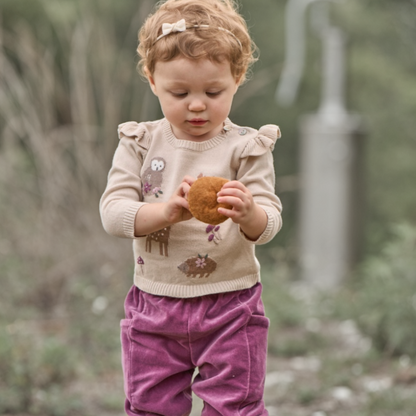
[238,207,282,245]
[123,202,145,238]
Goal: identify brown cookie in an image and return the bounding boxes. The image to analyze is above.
[188,177,232,225]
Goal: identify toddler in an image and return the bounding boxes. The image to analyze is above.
[100,0,282,415]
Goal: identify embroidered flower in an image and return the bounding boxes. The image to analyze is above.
[195,257,206,268]
[143,182,152,194]
[152,187,163,198]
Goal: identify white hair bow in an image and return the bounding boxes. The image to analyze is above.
[157,19,187,41]
[152,18,242,49]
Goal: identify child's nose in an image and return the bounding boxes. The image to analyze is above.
[188,97,206,112]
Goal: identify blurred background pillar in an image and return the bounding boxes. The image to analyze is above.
[299,26,365,290]
[277,0,365,290]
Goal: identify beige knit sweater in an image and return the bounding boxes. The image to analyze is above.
[100,118,282,298]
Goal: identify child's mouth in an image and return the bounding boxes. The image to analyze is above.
[188,119,207,126]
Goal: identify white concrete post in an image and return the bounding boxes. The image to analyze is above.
[299,115,364,290]
[298,27,365,290]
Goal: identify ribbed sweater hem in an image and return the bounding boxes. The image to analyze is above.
[134,273,261,298]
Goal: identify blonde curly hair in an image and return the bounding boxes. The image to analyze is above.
[137,0,258,84]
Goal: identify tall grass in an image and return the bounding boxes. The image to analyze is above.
[0,2,154,308]
[0,3,159,413]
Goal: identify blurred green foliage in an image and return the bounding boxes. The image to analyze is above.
[330,223,416,357]
[0,328,80,414]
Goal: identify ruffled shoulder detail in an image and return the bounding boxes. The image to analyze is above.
[117,121,150,149]
[240,124,281,158]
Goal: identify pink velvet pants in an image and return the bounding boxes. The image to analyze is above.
[121,283,269,416]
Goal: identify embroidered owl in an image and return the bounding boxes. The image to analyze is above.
[142,157,166,197]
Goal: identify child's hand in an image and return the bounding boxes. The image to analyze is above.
[216,181,256,224]
[162,175,195,224]
[134,176,195,237]
[216,181,267,240]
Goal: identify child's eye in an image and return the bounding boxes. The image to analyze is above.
[206,91,222,97]
[171,92,187,97]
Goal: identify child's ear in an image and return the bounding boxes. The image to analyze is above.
[234,75,243,92]
[144,66,157,95]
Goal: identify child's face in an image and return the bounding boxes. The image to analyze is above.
[148,57,240,142]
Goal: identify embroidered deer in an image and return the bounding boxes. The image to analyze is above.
[145,226,171,257]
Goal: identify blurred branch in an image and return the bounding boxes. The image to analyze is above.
[0,5,155,251]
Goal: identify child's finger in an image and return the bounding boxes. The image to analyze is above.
[180,176,196,199]
[182,183,192,199]
[219,180,246,192]
[218,188,252,210]
[217,195,244,210]
[218,182,250,199]
[217,205,245,222]
[182,175,196,186]
[176,180,191,198]
[217,206,234,218]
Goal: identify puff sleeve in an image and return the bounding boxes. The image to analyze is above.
[99,122,149,239]
[237,124,283,245]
